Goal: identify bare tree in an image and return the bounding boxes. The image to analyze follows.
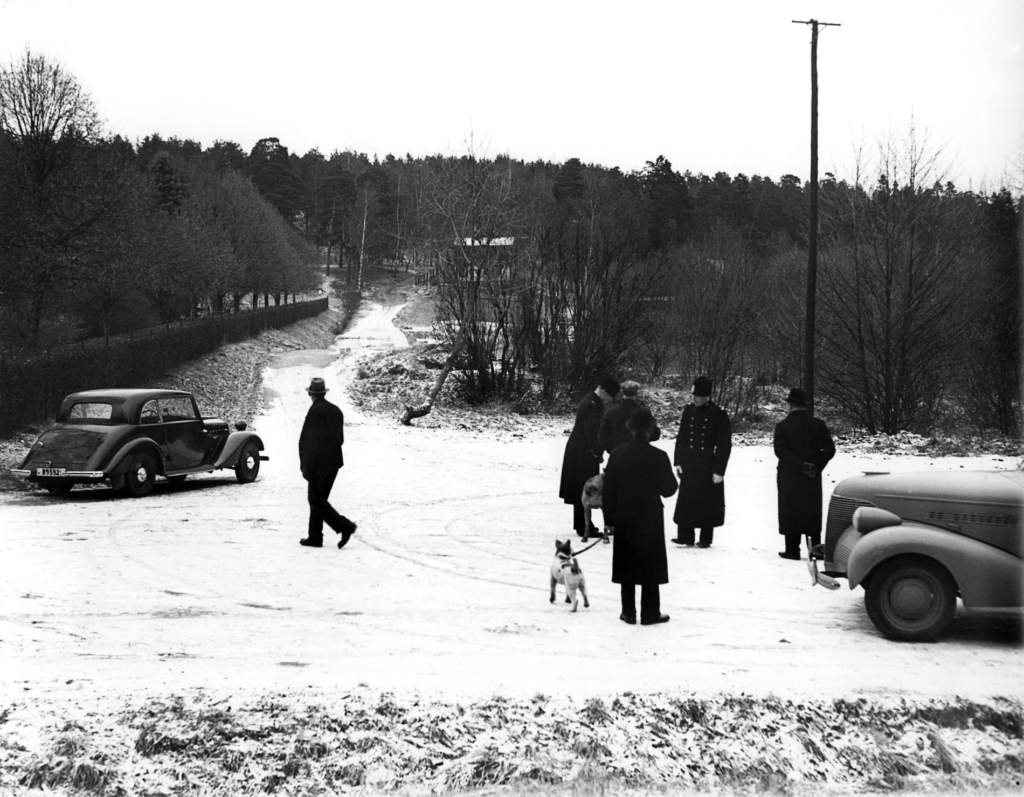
[0,49,100,186]
[667,224,773,421]
[415,154,527,402]
[536,167,662,394]
[0,50,105,345]
[817,128,970,433]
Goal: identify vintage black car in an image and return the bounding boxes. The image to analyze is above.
[809,469,1024,641]
[10,388,267,497]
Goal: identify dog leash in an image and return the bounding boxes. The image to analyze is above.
[570,538,603,556]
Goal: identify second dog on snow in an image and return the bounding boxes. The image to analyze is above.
[581,471,609,543]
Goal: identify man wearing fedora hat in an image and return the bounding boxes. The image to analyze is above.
[298,377,356,549]
[773,387,835,560]
[603,406,677,625]
[598,380,658,455]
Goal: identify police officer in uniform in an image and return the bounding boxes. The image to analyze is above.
[671,376,732,548]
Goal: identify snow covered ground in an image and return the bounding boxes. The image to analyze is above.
[1,297,1020,713]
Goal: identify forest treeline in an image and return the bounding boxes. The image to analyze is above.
[0,51,1019,435]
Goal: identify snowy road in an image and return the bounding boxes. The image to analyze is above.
[1,300,1021,706]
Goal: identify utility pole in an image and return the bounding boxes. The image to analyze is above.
[792,18,840,414]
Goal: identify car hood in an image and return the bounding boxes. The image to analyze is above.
[834,469,1023,557]
[20,427,108,469]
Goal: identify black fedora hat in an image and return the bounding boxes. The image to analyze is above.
[785,387,808,406]
[627,406,656,433]
[307,377,328,395]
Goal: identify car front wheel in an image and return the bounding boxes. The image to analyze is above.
[864,556,957,641]
[122,454,156,498]
[234,443,260,483]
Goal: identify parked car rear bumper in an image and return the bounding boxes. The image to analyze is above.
[10,468,106,480]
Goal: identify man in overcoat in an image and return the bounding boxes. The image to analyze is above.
[672,376,732,548]
[774,387,835,560]
[603,407,678,625]
[298,377,356,549]
[558,376,619,538]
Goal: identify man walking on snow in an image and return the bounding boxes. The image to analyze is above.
[298,377,356,549]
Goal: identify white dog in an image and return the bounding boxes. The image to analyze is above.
[549,539,590,612]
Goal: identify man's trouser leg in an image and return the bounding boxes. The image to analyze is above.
[307,468,341,541]
[620,583,637,619]
[640,583,661,622]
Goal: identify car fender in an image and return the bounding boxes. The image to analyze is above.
[106,438,165,476]
[214,432,265,468]
[848,522,1024,608]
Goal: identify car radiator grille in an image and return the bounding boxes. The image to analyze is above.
[825,496,875,543]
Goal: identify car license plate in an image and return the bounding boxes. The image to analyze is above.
[36,468,67,477]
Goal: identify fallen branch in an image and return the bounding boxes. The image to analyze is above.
[401,330,466,425]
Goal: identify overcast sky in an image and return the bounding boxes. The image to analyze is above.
[1,0,1021,189]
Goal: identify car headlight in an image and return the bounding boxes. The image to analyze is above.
[852,506,903,534]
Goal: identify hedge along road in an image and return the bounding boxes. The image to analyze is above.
[0,298,1021,708]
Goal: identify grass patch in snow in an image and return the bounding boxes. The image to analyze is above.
[1,690,1020,795]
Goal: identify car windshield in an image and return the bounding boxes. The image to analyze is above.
[67,402,114,422]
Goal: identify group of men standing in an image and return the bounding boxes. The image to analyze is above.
[292,369,836,620]
[558,375,836,624]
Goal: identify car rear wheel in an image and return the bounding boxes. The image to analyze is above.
[122,454,156,498]
[235,443,260,483]
[864,556,957,641]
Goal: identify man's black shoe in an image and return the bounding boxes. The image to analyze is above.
[338,524,356,549]
[671,538,693,546]
[299,538,323,548]
[697,542,711,548]
[778,551,800,560]
[619,613,637,625]
[641,613,670,625]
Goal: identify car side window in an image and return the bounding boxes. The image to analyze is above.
[161,396,197,422]
[140,400,160,424]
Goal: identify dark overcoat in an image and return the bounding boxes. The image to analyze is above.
[558,392,605,504]
[672,402,732,528]
[773,409,835,535]
[603,437,678,585]
[299,397,345,477]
